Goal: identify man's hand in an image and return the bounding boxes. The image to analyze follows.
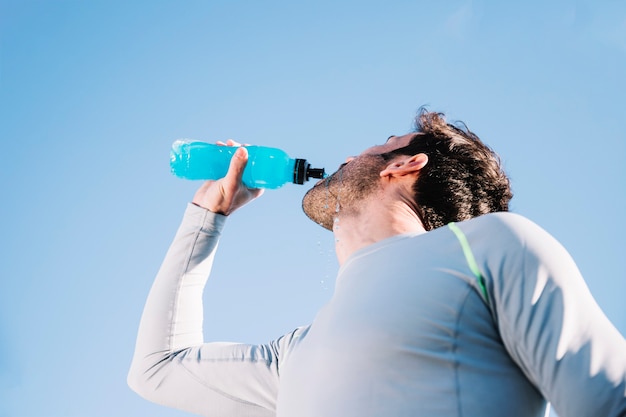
[192,140,264,215]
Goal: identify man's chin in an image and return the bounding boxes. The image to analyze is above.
[302,189,334,231]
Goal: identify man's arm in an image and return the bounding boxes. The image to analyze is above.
[128,144,287,416]
[479,214,626,417]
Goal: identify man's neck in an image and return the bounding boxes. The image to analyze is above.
[332,199,426,265]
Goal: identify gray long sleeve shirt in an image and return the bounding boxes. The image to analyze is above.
[128,204,626,417]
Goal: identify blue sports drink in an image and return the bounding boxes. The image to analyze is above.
[170,140,326,189]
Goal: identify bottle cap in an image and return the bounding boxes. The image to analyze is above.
[294,159,326,184]
[306,167,326,179]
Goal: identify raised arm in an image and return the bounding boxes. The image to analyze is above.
[128,143,291,416]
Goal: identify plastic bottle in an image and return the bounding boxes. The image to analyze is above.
[170,140,326,189]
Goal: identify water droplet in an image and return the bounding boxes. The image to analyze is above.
[323,176,331,210]
[315,231,334,291]
[333,216,340,232]
[335,168,343,212]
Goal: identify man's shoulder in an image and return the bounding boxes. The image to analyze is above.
[465,211,537,230]
[455,212,565,275]
[459,211,551,245]
[467,211,535,227]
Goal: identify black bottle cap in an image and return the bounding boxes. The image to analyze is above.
[306,167,326,179]
[294,159,326,185]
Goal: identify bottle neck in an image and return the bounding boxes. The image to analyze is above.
[293,159,308,184]
[293,159,326,184]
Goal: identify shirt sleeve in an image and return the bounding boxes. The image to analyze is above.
[127,203,302,417]
[476,213,626,417]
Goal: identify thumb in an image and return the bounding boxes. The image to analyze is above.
[224,146,248,186]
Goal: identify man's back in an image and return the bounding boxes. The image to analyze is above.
[276,212,626,416]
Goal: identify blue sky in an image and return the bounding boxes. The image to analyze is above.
[1,1,624,416]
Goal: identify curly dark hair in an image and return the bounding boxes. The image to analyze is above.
[382,108,513,230]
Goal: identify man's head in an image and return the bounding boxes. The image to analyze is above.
[302,108,513,231]
[381,109,512,230]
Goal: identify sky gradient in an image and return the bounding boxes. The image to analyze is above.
[1,1,625,416]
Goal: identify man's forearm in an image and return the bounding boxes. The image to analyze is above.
[127,204,226,393]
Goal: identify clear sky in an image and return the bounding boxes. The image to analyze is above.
[0,1,624,416]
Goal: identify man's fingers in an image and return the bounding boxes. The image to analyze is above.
[191,142,263,215]
[216,139,242,147]
[223,146,248,189]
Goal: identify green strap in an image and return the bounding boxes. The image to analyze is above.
[448,222,489,304]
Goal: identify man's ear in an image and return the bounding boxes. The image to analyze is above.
[380,153,428,178]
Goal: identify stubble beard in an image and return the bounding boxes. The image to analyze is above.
[301,154,387,231]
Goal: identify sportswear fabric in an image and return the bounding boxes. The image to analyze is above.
[128,203,626,417]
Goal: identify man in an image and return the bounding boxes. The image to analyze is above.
[128,110,626,417]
